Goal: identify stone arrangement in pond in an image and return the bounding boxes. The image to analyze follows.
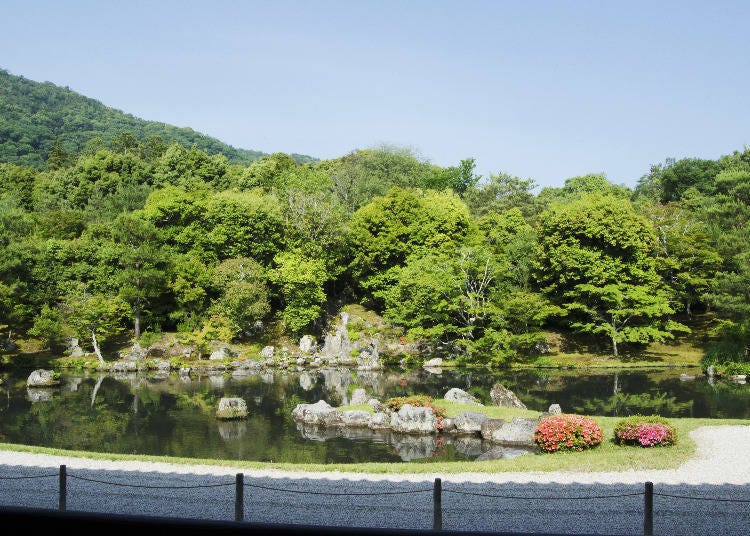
[291,387,561,461]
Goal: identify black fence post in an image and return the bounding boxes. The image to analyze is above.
[644,481,653,536]
[58,465,66,512]
[433,477,442,531]
[235,473,244,522]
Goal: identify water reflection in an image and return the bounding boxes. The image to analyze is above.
[0,366,746,464]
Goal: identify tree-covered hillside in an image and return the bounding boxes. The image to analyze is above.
[0,68,315,168]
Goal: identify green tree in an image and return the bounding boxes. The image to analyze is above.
[209,257,270,337]
[536,194,688,356]
[269,251,328,336]
[63,291,130,363]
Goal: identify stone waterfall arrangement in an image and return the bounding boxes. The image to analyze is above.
[291,387,560,461]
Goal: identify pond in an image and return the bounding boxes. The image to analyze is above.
[0,365,747,463]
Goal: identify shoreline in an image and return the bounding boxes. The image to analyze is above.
[1,425,748,485]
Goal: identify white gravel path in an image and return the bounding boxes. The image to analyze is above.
[1,425,748,485]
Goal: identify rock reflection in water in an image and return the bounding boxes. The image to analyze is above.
[295,422,531,461]
[26,387,55,402]
[218,420,248,441]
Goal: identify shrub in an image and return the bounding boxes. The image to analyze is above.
[386,395,447,418]
[534,414,603,453]
[614,415,677,447]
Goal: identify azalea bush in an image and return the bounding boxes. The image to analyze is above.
[614,415,677,447]
[534,414,604,453]
[386,395,447,418]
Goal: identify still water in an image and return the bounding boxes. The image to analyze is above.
[0,365,747,463]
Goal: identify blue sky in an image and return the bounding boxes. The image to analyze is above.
[2,0,748,188]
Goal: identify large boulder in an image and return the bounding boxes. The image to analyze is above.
[350,388,369,405]
[120,343,145,361]
[444,387,482,406]
[291,400,343,426]
[299,335,316,354]
[390,404,438,434]
[489,383,527,409]
[341,410,372,428]
[357,344,382,371]
[368,412,391,430]
[423,358,443,369]
[209,346,233,361]
[485,417,539,447]
[26,369,60,387]
[260,346,275,359]
[453,411,488,434]
[216,397,248,420]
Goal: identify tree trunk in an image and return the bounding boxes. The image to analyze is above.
[134,295,141,340]
[91,329,104,364]
[612,335,618,357]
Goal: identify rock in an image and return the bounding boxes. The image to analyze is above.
[215,397,248,420]
[453,412,488,434]
[209,346,233,360]
[730,375,747,384]
[453,436,483,458]
[66,337,84,357]
[291,400,343,426]
[179,367,191,376]
[113,361,137,372]
[486,417,539,447]
[444,387,482,406]
[151,359,171,372]
[357,344,381,371]
[441,417,457,433]
[299,335,316,354]
[260,346,275,359]
[548,403,562,415]
[121,343,145,361]
[679,374,696,381]
[296,357,306,366]
[480,418,506,440]
[341,410,372,427]
[707,365,715,378]
[340,311,350,326]
[476,447,535,461]
[423,358,443,369]
[350,388,369,405]
[369,399,388,413]
[390,404,438,434]
[368,412,391,430]
[26,369,60,387]
[490,383,527,409]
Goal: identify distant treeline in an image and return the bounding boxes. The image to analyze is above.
[0,68,315,168]
[1,129,748,370]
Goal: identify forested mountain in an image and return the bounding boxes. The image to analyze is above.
[0,67,748,375]
[0,68,315,168]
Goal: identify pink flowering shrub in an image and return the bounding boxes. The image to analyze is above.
[534,414,604,453]
[614,416,677,447]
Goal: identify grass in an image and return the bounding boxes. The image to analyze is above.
[1,416,746,474]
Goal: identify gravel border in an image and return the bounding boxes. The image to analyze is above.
[0,425,748,485]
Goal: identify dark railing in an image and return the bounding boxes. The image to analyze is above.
[2,465,749,535]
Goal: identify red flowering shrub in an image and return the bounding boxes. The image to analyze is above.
[386,395,447,418]
[534,414,604,453]
[614,416,676,447]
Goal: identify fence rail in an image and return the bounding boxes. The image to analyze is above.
[1,465,748,535]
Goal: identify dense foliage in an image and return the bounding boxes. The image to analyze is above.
[0,69,315,168]
[1,71,749,371]
[534,414,604,452]
[613,415,677,447]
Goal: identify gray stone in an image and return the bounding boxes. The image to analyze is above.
[216,397,248,420]
[179,367,191,376]
[390,404,438,434]
[260,346,275,359]
[292,400,342,426]
[444,387,482,406]
[209,347,232,360]
[357,344,381,371]
[350,388,369,405]
[341,410,372,427]
[730,375,747,384]
[113,361,137,372]
[423,358,443,369]
[487,417,539,447]
[490,383,527,409]
[454,411,488,434]
[480,418,506,440]
[121,343,145,361]
[548,403,562,415]
[391,434,438,461]
[441,417,457,433]
[368,412,391,430]
[26,369,60,387]
[298,335,316,354]
[679,374,696,381]
[453,436,483,458]
[369,399,388,413]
